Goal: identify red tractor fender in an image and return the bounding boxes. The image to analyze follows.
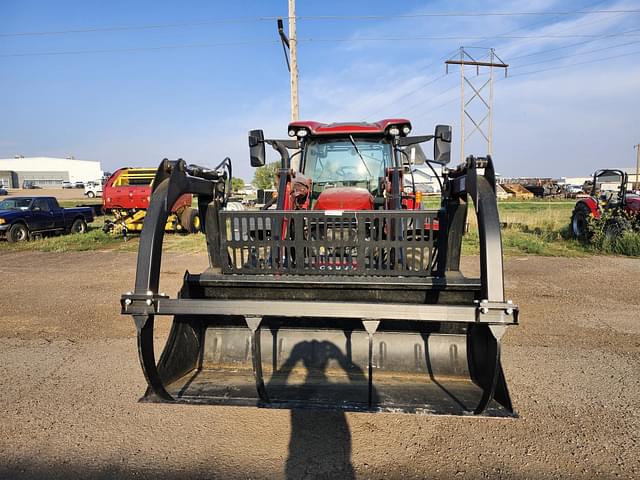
[625,195,640,214]
[577,196,600,219]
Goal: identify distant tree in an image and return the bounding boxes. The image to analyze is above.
[231,177,245,192]
[253,161,279,190]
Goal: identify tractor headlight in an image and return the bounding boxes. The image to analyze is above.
[388,126,400,136]
[288,129,296,137]
[402,125,411,135]
[297,128,308,138]
[0,218,5,225]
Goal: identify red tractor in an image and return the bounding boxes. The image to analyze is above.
[251,119,446,213]
[571,169,640,240]
[122,118,520,417]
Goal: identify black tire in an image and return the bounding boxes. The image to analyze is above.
[70,218,88,234]
[570,203,592,241]
[87,191,95,198]
[179,207,200,234]
[7,223,28,243]
[604,216,631,242]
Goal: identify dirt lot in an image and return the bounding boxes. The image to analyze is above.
[0,250,638,479]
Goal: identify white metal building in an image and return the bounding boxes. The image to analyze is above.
[0,156,102,188]
[404,165,443,194]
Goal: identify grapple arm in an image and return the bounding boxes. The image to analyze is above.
[126,159,229,400]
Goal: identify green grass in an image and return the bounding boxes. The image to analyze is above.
[2,199,637,258]
[1,223,209,254]
[57,199,103,208]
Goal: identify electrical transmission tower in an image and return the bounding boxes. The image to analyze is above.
[446,47,508,162]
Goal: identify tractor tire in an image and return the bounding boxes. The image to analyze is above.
[604,217,632,242]
[7,223,29,243]
[180,207,200,234]
[70,218,88,234]
[571,203,592,241]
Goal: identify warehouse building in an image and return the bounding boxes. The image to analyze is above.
[0,156,102,188]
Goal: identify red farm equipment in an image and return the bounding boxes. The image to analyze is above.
[102,167,202,235]
[121,119,519,417]
[570,169,640,240]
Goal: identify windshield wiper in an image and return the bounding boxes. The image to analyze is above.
[349,135,373,177]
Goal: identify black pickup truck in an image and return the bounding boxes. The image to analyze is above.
[0,196,95,242]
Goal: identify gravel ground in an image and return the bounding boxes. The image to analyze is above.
[0,250,638,479]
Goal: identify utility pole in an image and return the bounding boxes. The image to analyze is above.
[277,2,299,122]
[446,47,508,162]
[288,0,299,122]
[635,143,640,191]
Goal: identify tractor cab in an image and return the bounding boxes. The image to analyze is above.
[249,119,451,212]
[593,170,627,209]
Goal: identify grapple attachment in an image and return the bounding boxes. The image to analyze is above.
[122,156,518,416]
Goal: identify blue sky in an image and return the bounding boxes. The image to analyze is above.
[1,0,639,181]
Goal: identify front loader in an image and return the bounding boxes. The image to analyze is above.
[122,119,519,416]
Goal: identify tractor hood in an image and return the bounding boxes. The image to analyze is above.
[314,187,374,211]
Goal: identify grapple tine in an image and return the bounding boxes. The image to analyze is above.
[246,316,269,402]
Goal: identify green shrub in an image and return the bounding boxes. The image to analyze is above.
[587,210,640,257]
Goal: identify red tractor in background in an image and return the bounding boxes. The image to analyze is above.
[571,169,640,240]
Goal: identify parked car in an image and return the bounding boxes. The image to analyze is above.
[0,187,7,196]
[567,185,584,194]
[74,181,85,189]
[84,181,103,198]
[22,181,41,189]
[0,196,95,242]
[62,181,73,189]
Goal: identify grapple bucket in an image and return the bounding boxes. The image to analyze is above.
[149,315,512,416]
[123,157,518,416]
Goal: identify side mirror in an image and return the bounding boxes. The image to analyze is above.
[433,124,452,165]
[249,129,266,167]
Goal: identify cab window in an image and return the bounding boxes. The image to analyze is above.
[303,137,391,194]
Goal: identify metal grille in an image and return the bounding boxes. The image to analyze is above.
[219,210,439,276]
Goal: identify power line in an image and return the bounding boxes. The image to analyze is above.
[509,28,640,60]
[7,32,639,58]
[0,18,264,37]
[291,10,640,20]
[0,40,278,57]
[363,72,448,119]
[360,2,599,119]
[512,39,640,69]
[509,49,640,77]
[2,9,639,37]
[299,33,640,42]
